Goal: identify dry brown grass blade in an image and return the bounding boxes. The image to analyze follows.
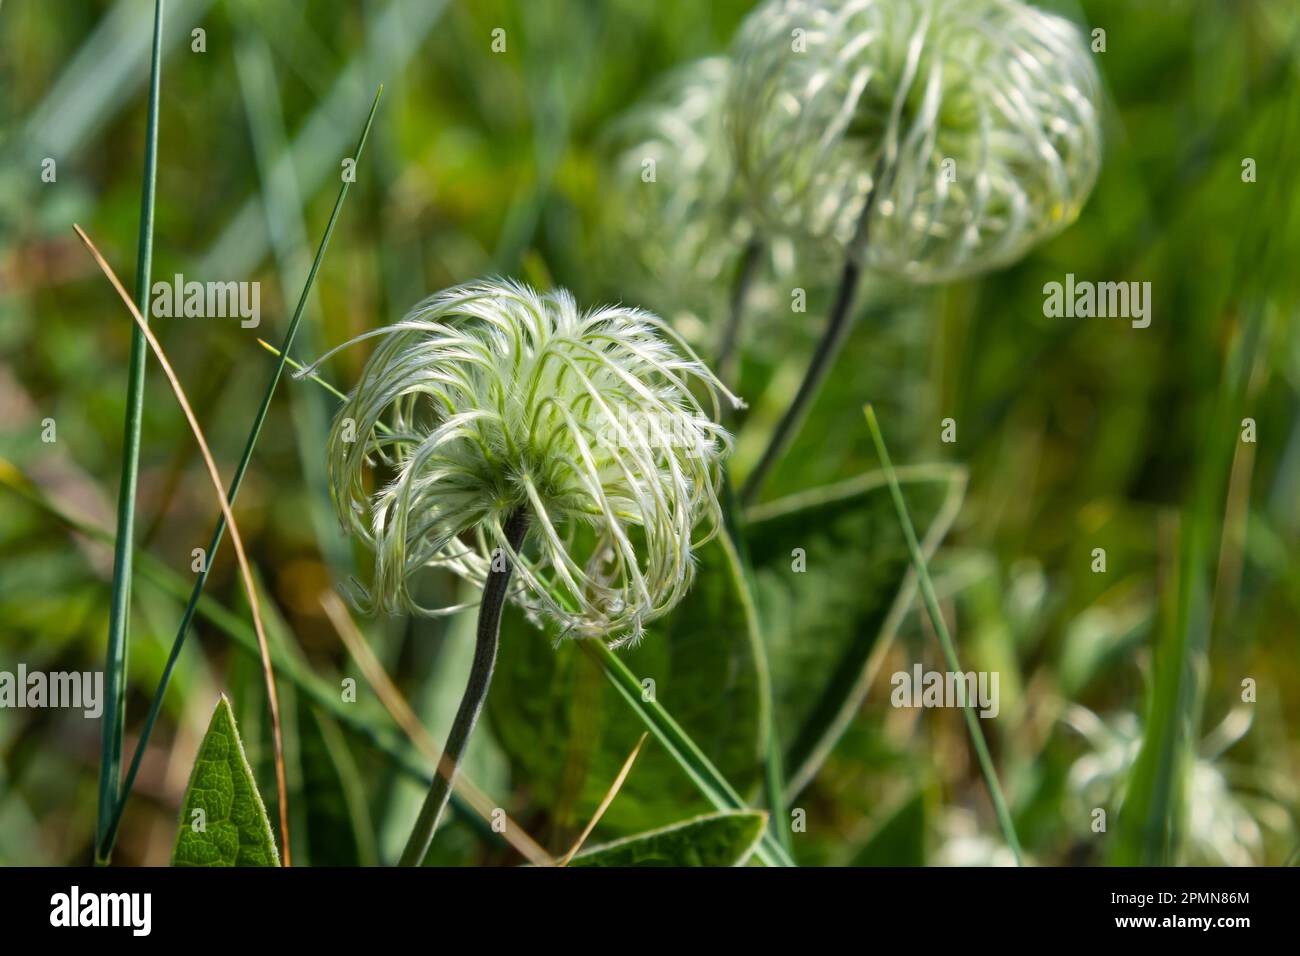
[73,224,292,866]
[558,731,647,866]
[319,591,553,866]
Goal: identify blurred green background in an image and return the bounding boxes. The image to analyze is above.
[1,0,1298,866]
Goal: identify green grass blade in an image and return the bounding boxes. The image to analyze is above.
[583,639,739,810]
[96,85,383,862]
[0,460,515,845]
[761,730,791,854]
[566,810,768,867]
[234,26,351,575]
[18,0,214,164]
[744,464,968,800]
[1112,310,1260,865]
[721,476,792,856]
[95,0,164,864]
[863,404,1024,866]
[1111,519,1205,865]
[256,341,351,402]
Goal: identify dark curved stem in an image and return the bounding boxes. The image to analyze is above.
[398,507,529,866]
[715,237,765,387]
[740,165,886,506]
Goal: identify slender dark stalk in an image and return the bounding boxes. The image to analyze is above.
[399,508,530,867]
[96,86,383,863]
[715,237,764,386]
[95,0,164,865]
[740,163,886,506]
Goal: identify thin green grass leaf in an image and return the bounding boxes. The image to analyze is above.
[720,477,791,855]
[583,638,794,868]
[95,0,164,864]
[98,86,383,861]
[1112,310,1262,865]
[197,0,447,279]
[18,0,213,163]
[77,223,292,863]
[234,26,350,573]
[0,459,504,845]
[863,404,1024,866]
[744,463,967,799]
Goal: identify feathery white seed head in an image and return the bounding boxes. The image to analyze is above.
[600,57,750,340]
[729,0,1103,282]
[306,279,742,646]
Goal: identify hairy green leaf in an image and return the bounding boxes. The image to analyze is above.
[745,464,966,798]
[568,810,767,867]
[172,695,280,867]
[489,535,765,836]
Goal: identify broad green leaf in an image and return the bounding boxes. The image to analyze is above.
[584,638,794,868]
[488,534,766,837]
[568,810,767,867]
[850,790,927,866]
[745,464,966,798]
[172,695,280,867]
[297,706,377,866]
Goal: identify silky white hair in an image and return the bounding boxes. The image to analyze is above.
[302,279,741,646]
[729,0,1103,282]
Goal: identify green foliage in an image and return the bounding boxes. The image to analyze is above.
[1112,313,1265,865]
[745,465,965,795]
[172,696,280,867]
[98,85,383,863]
[4,0,1300,868]
[851,791,927,867]
[95,0,165,863]
[296,706,376,867]
[568,811,767,867]
[866,405,1022,863]
[489,535,765,835]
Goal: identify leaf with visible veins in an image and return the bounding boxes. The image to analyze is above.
[568,810,768,867]
[172,695,280,867]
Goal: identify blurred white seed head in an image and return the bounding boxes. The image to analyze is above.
[729,0,1103,282]
[600,57,823,358]
[1065,707,1264,866]
[304,279,741,646]
[600,57,750,345]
